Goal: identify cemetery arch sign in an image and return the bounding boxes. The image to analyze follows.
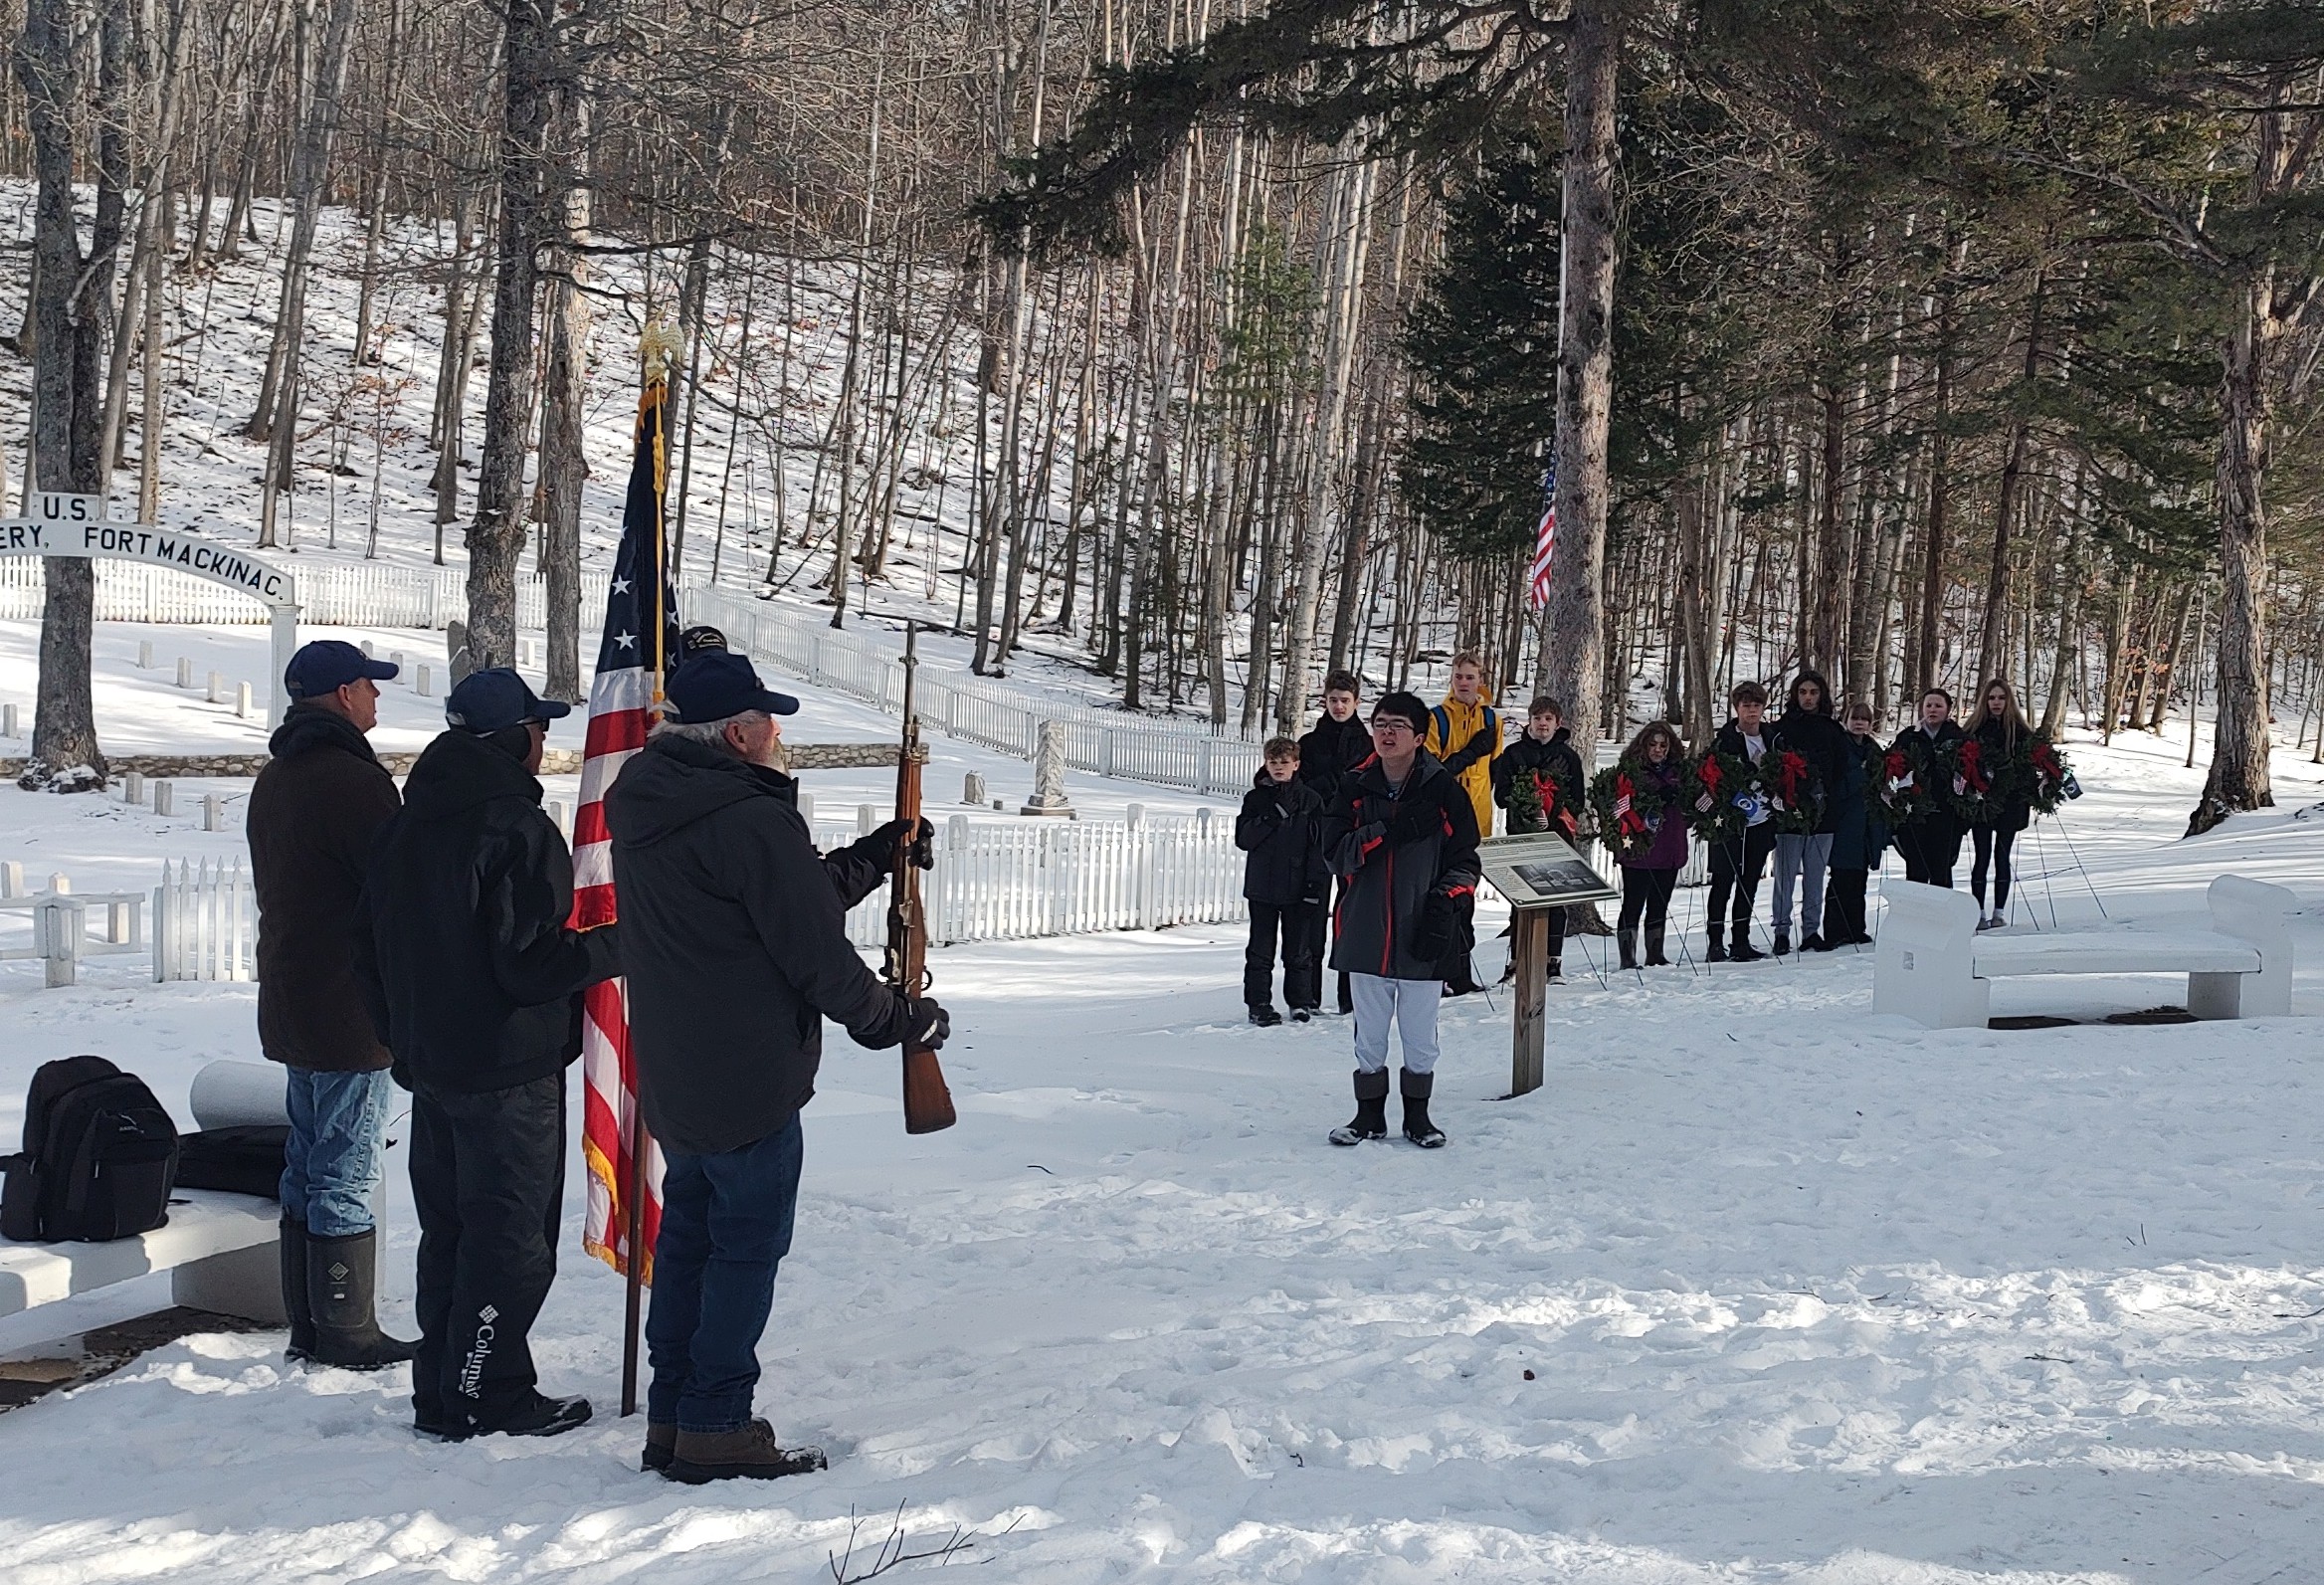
[1,493,300,726]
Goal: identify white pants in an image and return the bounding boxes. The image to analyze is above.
[1772,832,1833,936]
[1350,974,1442,1077]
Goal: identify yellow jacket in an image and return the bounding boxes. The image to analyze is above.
[1424,694,1503,839]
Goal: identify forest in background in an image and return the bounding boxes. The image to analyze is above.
[4,0,2322,833]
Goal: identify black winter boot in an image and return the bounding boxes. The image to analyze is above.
[1329,1069,1391,1146]
[306,1229,418,1371]
[1400,1069,1446,1149]
[281,1216,315,1364]
[1618,929,1639,970]
[1728,923,1765,963]
[1644,923,1670,967]
[1773,929,1792,957]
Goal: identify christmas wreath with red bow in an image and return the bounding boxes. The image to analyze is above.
[1757,746,1824,835]
[1879,744,1936,825]
[1589,762,1676,860]
[1684,749,1766,845]
[1503,756,1583,839]
[1948,736,2000,823]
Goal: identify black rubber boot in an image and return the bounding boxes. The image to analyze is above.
[1400,1069,1446,1148]
[1706,926,1729,963]
[1773,930,1792,957]
[306,1228,419,1371]
[1329,1069,1391,1146]
[1618,929,1639,970]
[281,1216,315,1364]
[1728,923,1765,963]
[1644,923,1670,967]
[1249,1005,1282,1027]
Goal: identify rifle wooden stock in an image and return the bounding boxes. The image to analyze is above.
[887,625,956,1134]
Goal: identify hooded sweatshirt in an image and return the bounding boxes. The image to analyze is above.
[604,731,912,1156]
[355,729,619,1093]
[249,704,402,1073]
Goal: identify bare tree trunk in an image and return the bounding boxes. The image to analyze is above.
[538,64,591,702]
[1542,0,1621,748]
[467,0,556,668]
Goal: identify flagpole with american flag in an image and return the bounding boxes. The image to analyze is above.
[575,322,683,1418]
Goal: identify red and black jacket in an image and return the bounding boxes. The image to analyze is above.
[1318,750,1482,981]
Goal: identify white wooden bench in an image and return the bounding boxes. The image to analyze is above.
[1874,875,2296,1030]
[0,1060,288,1325]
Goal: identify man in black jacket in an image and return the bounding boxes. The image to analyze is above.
[1236,738,1328,1024]
[1318,692,1481,1150]
[1768,670,1849,953]
[1297,669,1370,1016]
[1703,682,1779,962]
[606,650,946,1484]
[248,640,413,1370]
[356,668,620,1443]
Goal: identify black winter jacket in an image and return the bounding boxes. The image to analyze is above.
[1969,717,2035,832]
[1889,720,1968,830]
[1491,728,1586,837]
[1319,752,1481,980]
[1295,712,1373,806]
[250,706,402,1073]
[605,733,912,1156]
[1771,705,1849,834]
[1235,772,1328,905]
[355,730,620,1094]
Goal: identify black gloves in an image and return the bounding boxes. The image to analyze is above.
[873,816,936,869]
[903,995,950,1051]
[1412,886,1475,963]
[1386,797,1443,846]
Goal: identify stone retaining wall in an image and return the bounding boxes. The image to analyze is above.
[2,742,898,781]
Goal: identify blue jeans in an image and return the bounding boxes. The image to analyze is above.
[645,1116,805,1433]
[281,1068,394,1237]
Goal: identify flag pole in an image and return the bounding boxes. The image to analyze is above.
[619,320,679,1418]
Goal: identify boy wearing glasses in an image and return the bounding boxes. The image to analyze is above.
[1317,692,1481,1149]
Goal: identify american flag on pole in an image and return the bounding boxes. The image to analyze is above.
[577,363,680,1281]
[1527,458,1558,611]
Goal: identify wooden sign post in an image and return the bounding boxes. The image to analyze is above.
[1475,831,1618,1102]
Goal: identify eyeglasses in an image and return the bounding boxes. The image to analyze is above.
[1371,719,1416,736]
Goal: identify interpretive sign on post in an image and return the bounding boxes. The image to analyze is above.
[0,494,301,726]
[1479,832,1617,1099]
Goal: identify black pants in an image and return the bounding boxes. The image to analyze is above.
[1618,866,1678,931]
[1705,825,1778,932]
[1827,867,1869,943]
[1971,825,2019,911]
[1898,818,1962,889]
[1246,899,1321,1011]
[410,1074,565,1433]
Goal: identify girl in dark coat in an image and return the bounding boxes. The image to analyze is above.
[1610,721,1688,968]
[1825,702,1889,946]
[1964,677,2035,930]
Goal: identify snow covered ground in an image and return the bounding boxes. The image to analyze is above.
[1,714,2321,1582]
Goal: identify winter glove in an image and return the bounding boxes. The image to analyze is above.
[1411,885,1475,964]
[1441,726,1495,775]
[1386,797,1444,846]
[902,995,950,1051]
[873,816,937,870]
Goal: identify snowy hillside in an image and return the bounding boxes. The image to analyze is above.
[1,719,2321,1581]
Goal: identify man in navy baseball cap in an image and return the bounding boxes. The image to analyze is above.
[664,650,800,726]
[445,667,572,736]
[285,640,400,721]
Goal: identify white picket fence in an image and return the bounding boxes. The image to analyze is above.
[0,558,608,631]
[144,813,1245,984]
[688,585,1266,797]
[153,858,254,982]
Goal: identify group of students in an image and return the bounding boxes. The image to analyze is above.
[1236,657,2055,1148]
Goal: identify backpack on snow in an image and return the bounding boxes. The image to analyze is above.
[0,1056,180,1242]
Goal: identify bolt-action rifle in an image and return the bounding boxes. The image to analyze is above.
[886,623,957,1134]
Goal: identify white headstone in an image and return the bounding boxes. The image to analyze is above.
[175,658,192,689]
[360,639,375,659]
[235,682,253,718]
[1021,721,1075,816]
[202,794,223,832]
[389,650,405,676]
[48,873,68,894]
[963,771,987,806]
[207,671,223,703]
[137,640,153,669]
[122,771,143,806]
[0,860,19,896]
[546,800,568,839]
[153,780,174,816]
[857,804,877,836]
[797,793,815,826]
[417,664,432,697]
[1,702,15,738]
